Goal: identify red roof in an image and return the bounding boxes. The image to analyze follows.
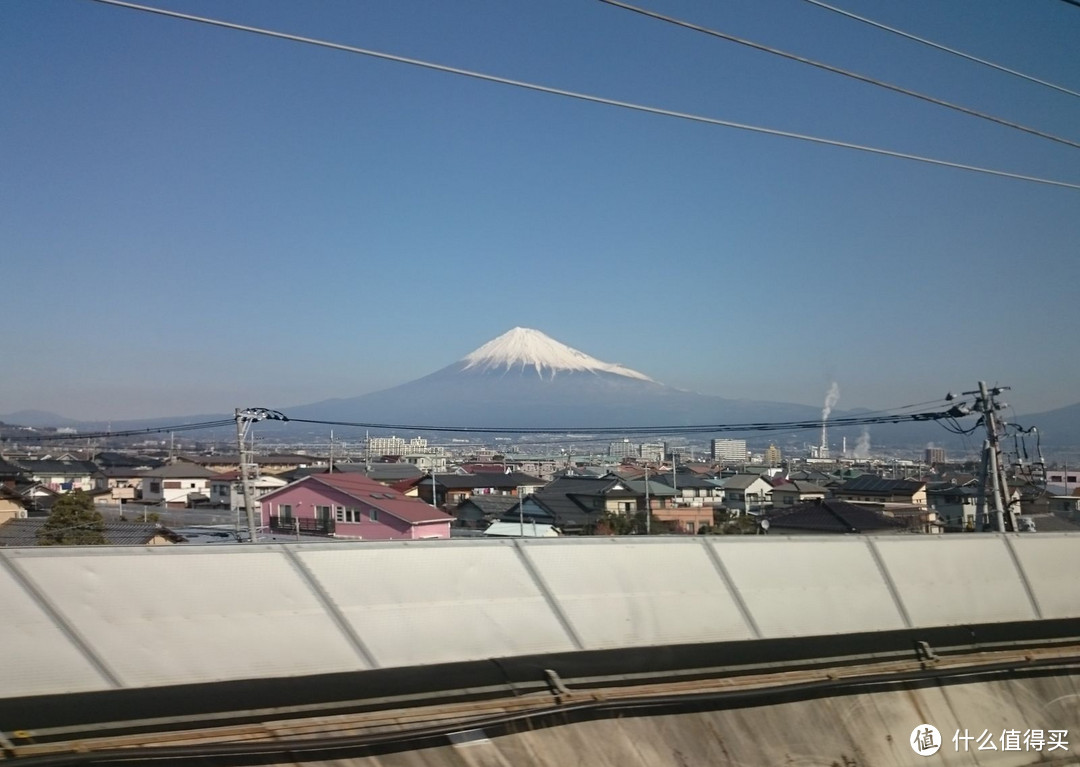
[310,474,451,525]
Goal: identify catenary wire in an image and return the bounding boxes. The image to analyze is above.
[86,0,1080,191]
[5,409,967,443]
[2,419,236,443]
[798,0,1080,100]
[598,0,1080,151]
[284,408,963,435]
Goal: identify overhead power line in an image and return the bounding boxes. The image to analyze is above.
[798,0,1080,100]
[87,0,1080,191]
[6,406,968,442]
[598,0,1080,150]
[284,407,965,435]
[5,419,236,443]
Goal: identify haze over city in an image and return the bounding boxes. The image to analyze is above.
[2,0,1078,422]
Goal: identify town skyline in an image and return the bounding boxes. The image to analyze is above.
[2,1,1078,421]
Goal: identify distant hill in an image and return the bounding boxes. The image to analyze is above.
[1014,402,1080,448]
[7,329,1073,451]
[0,410,82,428]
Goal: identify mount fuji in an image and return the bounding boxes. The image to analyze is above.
[286,327,826,430]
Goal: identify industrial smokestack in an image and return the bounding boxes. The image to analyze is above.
[820,382,839,459]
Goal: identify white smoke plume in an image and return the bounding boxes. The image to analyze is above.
[853,427,872,459]
[821,382,840,422]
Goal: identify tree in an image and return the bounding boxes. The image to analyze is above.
[37,490,108,546]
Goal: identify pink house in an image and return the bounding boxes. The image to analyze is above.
[258,473,453,540]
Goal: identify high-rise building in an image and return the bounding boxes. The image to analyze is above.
[925,447,946,465]
[639,443,665,462]
[608,439,639,459]
[764,444,781,466]
[712,438,748,462]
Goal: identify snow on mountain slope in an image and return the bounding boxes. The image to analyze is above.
[460,327,655,382]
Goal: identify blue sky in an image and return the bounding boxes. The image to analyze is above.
[2,0,1078,421]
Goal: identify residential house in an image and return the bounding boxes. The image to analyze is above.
[13,459,105,493]
[259,473,453,540]
[834,476,928,507]
[720,474,775,514]
[459,458,561,480]
[417,472,544,508]
[91,452,161,506]
[0,457,28,487]
[927,485,981,531]
[454,495,523,529]
[770,480,828,509]
[0,518,185,546]
[329,463,426,484]
[763,499,909,535]
[209,471,287,512]
[652,471,725,508]
[530,475,638,534]
[178,453,325,476]
[140,463,218,508]
[0,486,29,524]
[9,482,60,517]
[94,467,145,505]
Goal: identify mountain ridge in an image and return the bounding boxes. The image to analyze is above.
[3,330,1078,448]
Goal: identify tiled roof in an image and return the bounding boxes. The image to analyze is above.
[433,472,542,490]
[652,473,718,489]
[141,462,218,479]
[765,499,907,534]
[838,476,926,495]
[723,474,770,490]
[308,474,452,525]
[330,463,426,481]
[0,459,26,477]
[456,495,522,516]
[0,518,185,547]
[624,479,677,497]
[15,460,102,476]
[771,481,828,494]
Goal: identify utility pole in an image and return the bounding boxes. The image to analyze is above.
[965,382,1012,532]
[644,463,651,535]
[234,408,288,543]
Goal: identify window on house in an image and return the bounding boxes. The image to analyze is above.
[316,505,331,521]
[164,481,181,489]
[279,504,293,518]
[370,509,379,522]
[149,481,161,494]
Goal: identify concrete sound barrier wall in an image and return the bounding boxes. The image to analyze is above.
[1,533,1077,701]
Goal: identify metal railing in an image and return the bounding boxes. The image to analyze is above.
[269,515,335,535]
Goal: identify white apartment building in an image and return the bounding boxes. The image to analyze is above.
[366,435,429,457]
[711,439,748,462]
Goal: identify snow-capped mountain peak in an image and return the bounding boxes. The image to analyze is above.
[460,327,655,381]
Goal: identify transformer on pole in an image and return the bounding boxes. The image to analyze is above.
[234,408,289,543]
[965,382,1014,532]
